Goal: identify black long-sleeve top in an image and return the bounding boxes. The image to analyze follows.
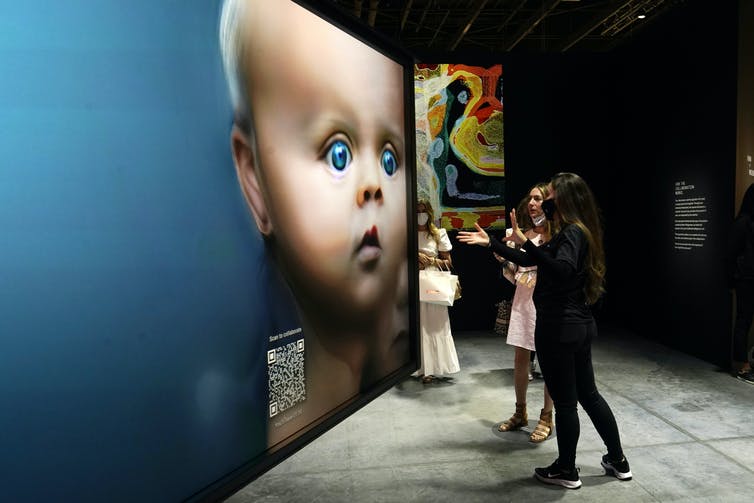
[489,223,592,324]
[725,213,754,283]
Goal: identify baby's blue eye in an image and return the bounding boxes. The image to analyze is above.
[381,149,398,176]
[326,140,352,173]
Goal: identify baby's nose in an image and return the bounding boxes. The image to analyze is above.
[357,185,383,207]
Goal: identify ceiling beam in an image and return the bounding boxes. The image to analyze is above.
[601,0,645,36]
[367,0,379,27]
[448,0,489,50]
[431,10,451,47]
[497,0,529,33]
[601,0,667,36]
[416,0,431,33]
[400,0,414,32]
[558,0,634,52]
[603,0,675,51]
[504,0,562,51]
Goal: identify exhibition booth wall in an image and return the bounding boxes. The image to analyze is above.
[444,0,742,370]
[1,1,418,501]
[0,0,747,500]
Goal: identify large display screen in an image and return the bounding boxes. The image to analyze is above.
[0,1,417,501]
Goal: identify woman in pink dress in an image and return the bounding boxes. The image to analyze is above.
[493,183,554,443]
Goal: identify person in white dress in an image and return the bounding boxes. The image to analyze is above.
[415,198,460,383]
[489,184,555,442]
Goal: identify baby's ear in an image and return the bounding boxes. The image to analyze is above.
[230,126,273,236]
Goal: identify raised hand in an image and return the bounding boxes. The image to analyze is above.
[503,209,527,245]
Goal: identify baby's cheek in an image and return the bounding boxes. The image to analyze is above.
[291,249,345,296]
[308,232,352,273]
[314,226,350,253]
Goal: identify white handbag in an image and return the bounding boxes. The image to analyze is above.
[419,266,460,306]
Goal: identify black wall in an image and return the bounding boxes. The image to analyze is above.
[447,53,614,331]
[605,1,738,368]
[440,0,739,369]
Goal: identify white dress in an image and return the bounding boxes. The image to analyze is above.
[503,230,544,352]
[416,228,460,376]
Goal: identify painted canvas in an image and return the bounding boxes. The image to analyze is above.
[415,64,504,229]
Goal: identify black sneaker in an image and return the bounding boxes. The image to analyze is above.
[736,370,754,385]
[601,454,633,480]
[534,459,581,489]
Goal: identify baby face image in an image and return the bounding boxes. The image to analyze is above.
[236,1,407,323]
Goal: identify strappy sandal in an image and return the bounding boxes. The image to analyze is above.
[421,375,436,384]
[498,402,527,432]
[529,408,553,443]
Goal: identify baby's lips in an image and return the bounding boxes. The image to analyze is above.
[356,225,382,263]
[360,225,380,249]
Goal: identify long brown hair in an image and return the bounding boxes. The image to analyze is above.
[550,172,605,304]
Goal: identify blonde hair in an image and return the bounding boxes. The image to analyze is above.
[219,0,247,117]
[417,197,441,241]
[219,0,259,139]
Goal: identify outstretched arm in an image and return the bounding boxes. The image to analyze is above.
[458,216,535,267]
[457,222,490,247]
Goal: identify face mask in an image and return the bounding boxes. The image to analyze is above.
[417,212,429,226]
[541,199,557,221]
[532,213,546,227]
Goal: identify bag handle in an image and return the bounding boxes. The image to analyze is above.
[435,256,452,272]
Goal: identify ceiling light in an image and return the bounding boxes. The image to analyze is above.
[637,14,646,19]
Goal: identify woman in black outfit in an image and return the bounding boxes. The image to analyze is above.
[458,172,631,489]
[725,182,754,384]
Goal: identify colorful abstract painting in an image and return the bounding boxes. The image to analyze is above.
[415,63,504,230]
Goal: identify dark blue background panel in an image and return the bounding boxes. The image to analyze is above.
[0,1,270,501]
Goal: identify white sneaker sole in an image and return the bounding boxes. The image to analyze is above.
[601,460,633,480]
[736,374,754,385]
[534,472,582,489]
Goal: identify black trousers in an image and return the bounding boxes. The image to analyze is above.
[732,279,754,364]
[535,320,624,470]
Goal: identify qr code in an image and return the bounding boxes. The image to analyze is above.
[267,338,305,417]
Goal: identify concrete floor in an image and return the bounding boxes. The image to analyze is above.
[227,324,754,502]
